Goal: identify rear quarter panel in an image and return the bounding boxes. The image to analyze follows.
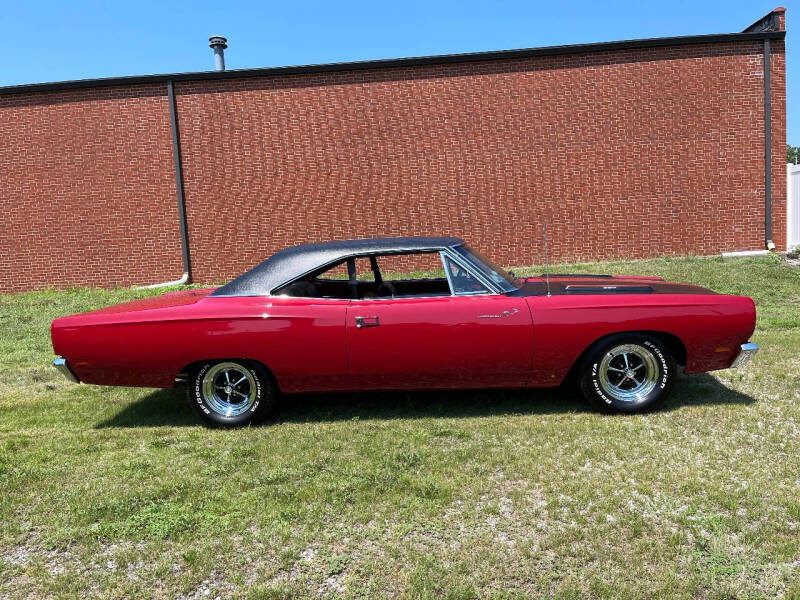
[526,293,756,386]
[51,296,348,391]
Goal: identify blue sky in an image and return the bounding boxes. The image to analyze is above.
[4,0,797,143]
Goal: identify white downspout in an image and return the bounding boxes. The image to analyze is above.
[138,272,190,289]
[721,250,770,258]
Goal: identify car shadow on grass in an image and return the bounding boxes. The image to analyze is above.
[94,372,755,428]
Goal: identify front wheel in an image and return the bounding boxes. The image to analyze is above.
[578,335,675,413]
[187,360,276,427]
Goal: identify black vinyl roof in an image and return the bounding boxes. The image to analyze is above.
[212,236,463,296]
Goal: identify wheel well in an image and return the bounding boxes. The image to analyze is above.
[173,358,280,391]
[647,331,687,366]
[563,330,687,384]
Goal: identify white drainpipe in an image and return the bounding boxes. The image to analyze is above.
[138,272,190,289]
[721,250,770,258]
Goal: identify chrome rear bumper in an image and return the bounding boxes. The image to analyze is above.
[53,357,79,383]
[730,342,759,368]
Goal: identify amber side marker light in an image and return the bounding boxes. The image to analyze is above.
[714,347,732,353]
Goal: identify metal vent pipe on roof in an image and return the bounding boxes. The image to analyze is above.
[209,36,228,71]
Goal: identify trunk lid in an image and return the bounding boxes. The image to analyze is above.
[84,288,217,315]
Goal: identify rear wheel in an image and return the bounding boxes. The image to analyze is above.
[187,360,276,427]
[578,335,675,413]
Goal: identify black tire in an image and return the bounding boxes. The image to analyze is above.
[578,334,675,413]
[186,360,276,427]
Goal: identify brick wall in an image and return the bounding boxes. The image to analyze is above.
[0,85,182,292]
[177,40,786,283]
[0,26,787,292]
[771,37,787,251]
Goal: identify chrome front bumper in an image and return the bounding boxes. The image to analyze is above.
[730,342,759,368]
[53,357,79,383]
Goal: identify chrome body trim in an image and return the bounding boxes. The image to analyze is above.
[213,244,507,300]
[53,357,79,383]
[215,237,464,297]
[440,250,494,295]
[268,247,460,297]
[272,242,504,297]
[478,308,520,319]
[355,315,380,328]
[219,246,505,302]
[441,250,458,294]
[449,245,518,294]
[213,242,514,300]
[730,342,759,368]
[349,248,498,300]
[440,248,502,294]
[347,292,458,302]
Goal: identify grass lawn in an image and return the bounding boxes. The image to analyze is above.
[1,255,799,599]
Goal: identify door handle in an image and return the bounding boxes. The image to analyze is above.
[355,315,380,328]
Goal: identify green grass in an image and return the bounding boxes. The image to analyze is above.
[1,255,799,599]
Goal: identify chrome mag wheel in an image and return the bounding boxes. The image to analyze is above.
[597,343,659,403]
[200,362,257,417]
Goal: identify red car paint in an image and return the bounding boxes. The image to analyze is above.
[51,275,756,394]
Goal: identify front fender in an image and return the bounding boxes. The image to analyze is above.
[525,294,755,386]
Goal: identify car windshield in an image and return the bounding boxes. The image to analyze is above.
[452,244,522,291]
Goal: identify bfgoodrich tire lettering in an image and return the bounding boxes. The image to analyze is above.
[187,360,276,427]
[578,334,676,413]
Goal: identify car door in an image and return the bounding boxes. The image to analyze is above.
[237,295,351,394]
[345,253,533,389]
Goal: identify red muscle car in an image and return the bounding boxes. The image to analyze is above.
[51,237,759,427]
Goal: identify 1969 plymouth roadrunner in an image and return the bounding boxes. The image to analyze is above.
[51,237,758,427]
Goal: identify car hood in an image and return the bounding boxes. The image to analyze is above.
[517,276,715,296]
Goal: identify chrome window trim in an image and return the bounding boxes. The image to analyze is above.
[213,293,477,302]
[270,256,359,295]
[441,250,457,295]
[450,244,517,293]
[440,251,493,296]
[349,293,453,302]
[349,251,456,301]
[213,245,504,300]
[269,249,448,296]
[441,247,504,294]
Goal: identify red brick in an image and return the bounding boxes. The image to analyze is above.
[0,37,787,292]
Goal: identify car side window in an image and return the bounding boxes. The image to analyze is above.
[365,252,450,299]
[443,256,490,295]
[353,257,375,282]
[279,260,351,298]
[313,261,349,281]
